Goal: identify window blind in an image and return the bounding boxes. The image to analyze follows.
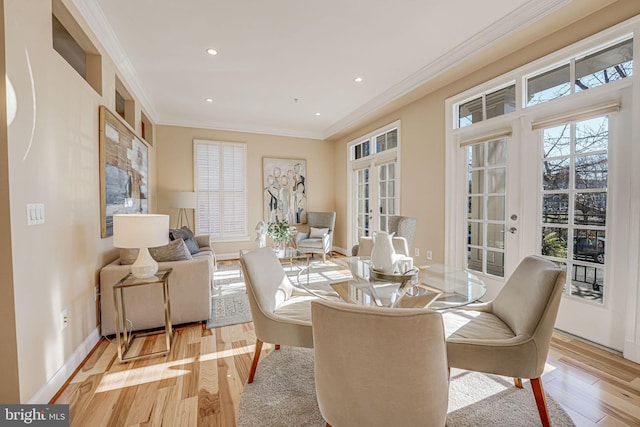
[194,140,247,238]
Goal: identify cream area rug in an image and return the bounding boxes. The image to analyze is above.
[237,347,576,427]
[207,259,352,329]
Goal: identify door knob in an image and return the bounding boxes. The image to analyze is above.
[508,227,517,234]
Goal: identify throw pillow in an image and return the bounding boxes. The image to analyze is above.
[119,248,139,265]
[169,226,200,254]
[149,238,193,262]
[309,227,329,239]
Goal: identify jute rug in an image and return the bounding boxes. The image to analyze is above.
[207,259,352,329]
[237,347,576,427]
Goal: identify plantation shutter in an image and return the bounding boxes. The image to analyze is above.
[194,140,247,238]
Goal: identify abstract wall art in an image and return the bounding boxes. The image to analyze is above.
[263,157,307,224]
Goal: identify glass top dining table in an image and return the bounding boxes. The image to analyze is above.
[301,257,487,310]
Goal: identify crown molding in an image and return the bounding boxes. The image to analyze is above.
[157,117,326,141]
[71,0,159,121]
[321,0,571,139]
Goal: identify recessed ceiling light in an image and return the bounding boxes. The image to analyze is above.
[205,98,214,103]
[354,77,363,83]
[206,48,218,56]
[315,112,321,116]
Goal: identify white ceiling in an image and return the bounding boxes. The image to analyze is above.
[73,0,570,139]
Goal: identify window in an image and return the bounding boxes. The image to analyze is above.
[466,138,508,277]
[457,84,516,128]
[576,38,633,91]
[194,140,247,240]
[526,38,633,107]
[540,116,609,303]
[526,64,571,106]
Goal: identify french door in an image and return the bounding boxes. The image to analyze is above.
[450,106,630,350]
[352,160,398,243]
[349,122,400,251]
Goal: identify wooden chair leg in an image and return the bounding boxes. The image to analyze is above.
[530,377,551,427]
[514,377,523,388]
[275,344,280,350]
[247,339,263,384]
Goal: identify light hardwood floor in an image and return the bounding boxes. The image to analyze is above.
[52,321,640,427]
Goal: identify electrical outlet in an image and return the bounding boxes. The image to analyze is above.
[414,248,420,257]
[426,250,433,260]
[60,309,69,331]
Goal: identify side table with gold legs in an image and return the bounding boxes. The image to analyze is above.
[113,269,173,362]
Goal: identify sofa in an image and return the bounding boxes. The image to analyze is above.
[100,233,216,336]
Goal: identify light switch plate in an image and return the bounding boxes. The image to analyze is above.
[27,203,45,225]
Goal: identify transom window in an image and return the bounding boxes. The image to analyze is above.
[456,37,633,127]
[350,128,398,160]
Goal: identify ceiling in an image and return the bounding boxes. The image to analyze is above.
[72,0,573,140]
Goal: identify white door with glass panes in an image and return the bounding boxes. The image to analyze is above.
[538,112,629,348]
[447,33,633,350]
[349,124,400,251]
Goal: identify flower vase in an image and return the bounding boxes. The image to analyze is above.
[370,231,396,273]
[275,239,286,256]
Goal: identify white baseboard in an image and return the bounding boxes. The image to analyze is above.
[624,339,640,364]
[28,328,100,404]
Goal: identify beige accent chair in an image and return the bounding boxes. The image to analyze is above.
[239,247,320,383]
[312,300,449,427]
[354,235,409,257]
[296,212,336,262]
[442,255,565,427]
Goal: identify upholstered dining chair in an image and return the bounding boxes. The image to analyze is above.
[312,300,449,427]
[442,255,565,427]
[239,247,320,383]
[297,211,336,262]
[351,215,417,256]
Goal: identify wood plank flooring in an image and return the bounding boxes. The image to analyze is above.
[53,322,640,426]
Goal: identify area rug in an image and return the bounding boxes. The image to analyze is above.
[237,347,576,427]
[207,260,352,329]
[207,262,252,328]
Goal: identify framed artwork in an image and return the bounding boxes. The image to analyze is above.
[263,157,307,224]
[99,105,149,237]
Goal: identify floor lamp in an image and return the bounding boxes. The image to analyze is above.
[168,192,196,229]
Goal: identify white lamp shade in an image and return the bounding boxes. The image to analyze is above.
[168,191,196,209]
[113,214,169,249]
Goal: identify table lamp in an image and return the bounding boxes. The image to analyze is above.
[168,191,196,229]
[113,214,169,278]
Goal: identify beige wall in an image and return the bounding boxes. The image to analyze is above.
[156,125,336,258]
[4,0,156,401]
[0,0,21,404]
[333,0,640,264]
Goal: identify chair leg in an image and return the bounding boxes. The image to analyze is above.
[248,339,263,384]
[514,377,523,388]
[530,377,551,427]
[275,344,280,350]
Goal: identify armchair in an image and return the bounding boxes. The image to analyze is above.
[351,215,416,256]
[296,211,336,262]
[442,255,565,426]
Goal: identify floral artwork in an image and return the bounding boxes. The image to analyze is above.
[263,158,307,224]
